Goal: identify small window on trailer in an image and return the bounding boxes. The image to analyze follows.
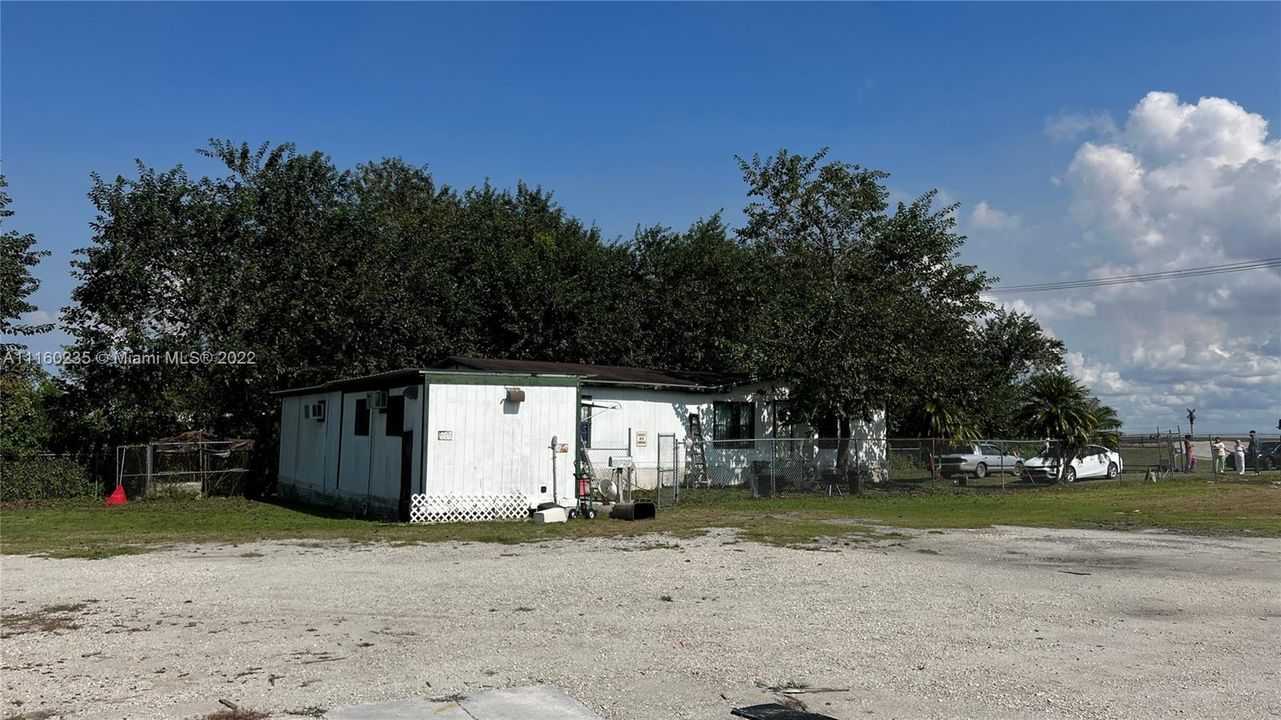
[303,400,326,421]
[579,395,593,448]
[354,398,370,436]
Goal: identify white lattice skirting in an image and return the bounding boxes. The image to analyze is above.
[410,494,532,524]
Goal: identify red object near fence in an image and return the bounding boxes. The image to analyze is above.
[105,484,128,506]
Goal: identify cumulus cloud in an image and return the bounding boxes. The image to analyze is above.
[981,294,1096,321]
[1064,352,1128,395]
[1007,92,1281,430]
[20,309,60,327]
[969,201,1021,231]
[1045,110,1118,142]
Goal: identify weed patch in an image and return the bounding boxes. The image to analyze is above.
[0,603,86,638]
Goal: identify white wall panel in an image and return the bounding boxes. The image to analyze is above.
[424,383,578,507]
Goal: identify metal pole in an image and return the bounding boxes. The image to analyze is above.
[763,435,773,497]
[550,436,558,506]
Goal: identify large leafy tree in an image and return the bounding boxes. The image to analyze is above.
[969,309,1066,438]
[1,175,52,350]
[58,142,655,484]
[1,174,58,459]
[735,148,991,486]
[626,215,763,375]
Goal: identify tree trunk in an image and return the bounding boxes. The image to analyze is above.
[1057,443,1079,483]
[836,414,862,494]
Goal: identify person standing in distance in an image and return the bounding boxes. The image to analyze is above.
[1247,431,1261,475]
[1211,438,1226,476]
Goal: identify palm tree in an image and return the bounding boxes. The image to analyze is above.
[921,394,980,443]
[1015,372,1117,482]
[1087,398,1122,450]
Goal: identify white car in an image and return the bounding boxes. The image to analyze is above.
[1022,444,1123,483]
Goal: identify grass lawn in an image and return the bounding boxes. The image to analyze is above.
[1,477,1278,558]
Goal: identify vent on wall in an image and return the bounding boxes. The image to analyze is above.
[505,388,526,403]
[368,390,389,410]
[303,400,326,421]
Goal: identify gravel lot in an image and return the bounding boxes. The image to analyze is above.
[2,525,1279,719]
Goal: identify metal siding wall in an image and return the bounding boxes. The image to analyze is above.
[424,383,578,506]
[278,397,299,485]
[278,392,341,491]
[336,387,415,505]
[337,390,369,500]
[321,391,342,493]
[585,384,782,488]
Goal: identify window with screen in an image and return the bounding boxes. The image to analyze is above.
[385,394,405,436]
[713,401,755,448]
[579,395,592,448]
[354,398,370,436]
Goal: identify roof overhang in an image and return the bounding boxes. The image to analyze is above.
[272,368,580,398]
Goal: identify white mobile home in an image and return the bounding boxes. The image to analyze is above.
[275,369,580,520]
[277,360,886,522]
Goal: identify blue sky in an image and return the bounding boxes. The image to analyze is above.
[3,2,1279,431]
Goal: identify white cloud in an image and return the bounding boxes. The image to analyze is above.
[19,309,60,327]
[969,201,1021,231]
[1045,110,1118,142]
[1064,352,1128,395]
[1023,92,1281,430]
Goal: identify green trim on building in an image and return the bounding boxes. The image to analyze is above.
[418,379,429,495]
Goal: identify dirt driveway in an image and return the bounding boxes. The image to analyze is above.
[2,526,1278,719]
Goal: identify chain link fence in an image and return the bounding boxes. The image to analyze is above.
[578,445,637,504]
[116,441,253,497]
[651,437,1184,500]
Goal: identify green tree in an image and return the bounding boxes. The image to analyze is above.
[0,361,58,458]
[969,309,1066,438]
[0,174,58,458]
[58,142,653,489]
[626,215,763,375]
[1,175,52,350]
[736,148,991,487]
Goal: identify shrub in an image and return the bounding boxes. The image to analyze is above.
[0,455,97,502]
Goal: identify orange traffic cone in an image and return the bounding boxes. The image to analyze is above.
[105,484,128,506]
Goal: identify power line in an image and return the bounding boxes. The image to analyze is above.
[989,258,1281,294]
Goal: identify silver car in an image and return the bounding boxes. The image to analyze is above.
[938,443,1023,480]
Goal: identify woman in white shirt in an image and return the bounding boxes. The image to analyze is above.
[1211,438,1227,475]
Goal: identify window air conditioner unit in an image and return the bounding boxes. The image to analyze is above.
[303,401,326,421]
[368,390,389,410]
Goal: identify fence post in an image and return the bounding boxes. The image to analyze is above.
[145,444,153,496]
[770,437,777,496]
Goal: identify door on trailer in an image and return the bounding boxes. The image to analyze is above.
[398,430,414,521]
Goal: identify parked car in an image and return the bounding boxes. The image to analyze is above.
[938,442,1024,480]
[1022,444,1123,482]
[1226,441,1280,471]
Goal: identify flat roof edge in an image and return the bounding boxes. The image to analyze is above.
[272,368,581,397]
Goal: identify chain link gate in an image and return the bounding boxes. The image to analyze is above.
[656,433,679,505]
